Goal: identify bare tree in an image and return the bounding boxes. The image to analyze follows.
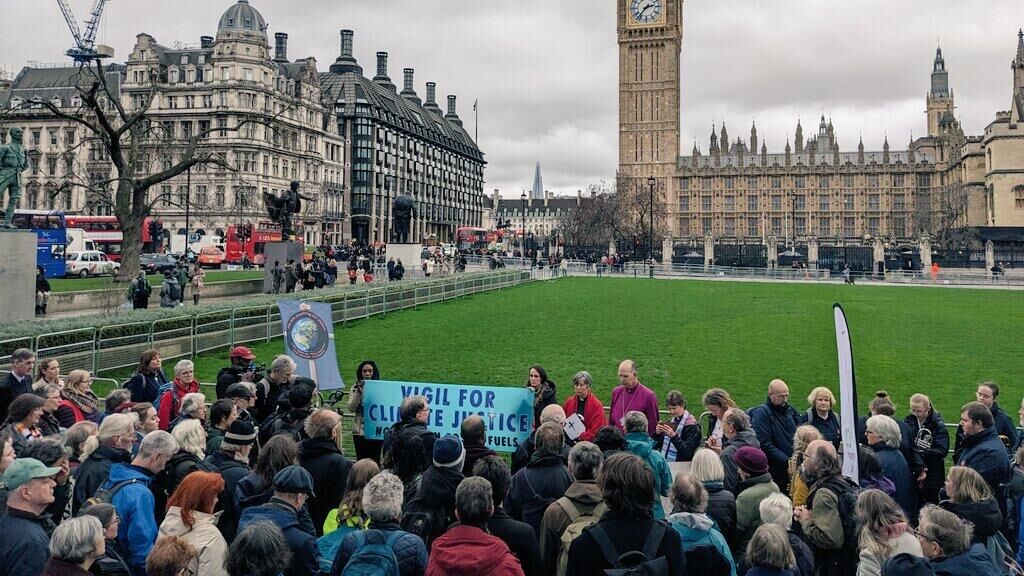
[916,183,973,250]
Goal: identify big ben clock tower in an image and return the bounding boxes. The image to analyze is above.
[618,0,683,235]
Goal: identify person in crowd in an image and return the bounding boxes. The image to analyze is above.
[654,390,701,463]
[690,448,736,543]
[206,399,238,454]
[35,382,64,437]
[158,471,228,576]
[21,439,73,529]
[128,270,152,311]
[623,410,673,520]
[787,425,822,507]
[461,414,498,477]
[2,393,46,455]
[937,465,1002,545]
[609,360,659,436]
[72,413,136,514]
[426,476,525,576]
[749,379,800,493]
[719,408,761,494]
[405,434,466,543]
[667,472,736,576]
[382,395,438,468]
[955,401,1011,495]
[757,494,813,576]
[55,368,101,424]
[102,390,133,421]
[271,260,285,294]
[34,358,62,390]
[235,435,316,537]
[508,422,574,535]
[318,459,377,566]
[159,271,180,309]
[854,489,922,576]
[265,385,314,443]
[538,442,604,576]
[593,425,627,459]
[80,503,132,576]
[285,259,299,292]
[703,388,739,450]
[298,409,353,535]
[215,346,258,400]
[167,392,206,432]
[203,419,257,542]
[865,415,918,520]
[383,432,428,510]
[123,350,168,405]
[526,364,558,429]
[226,521,292,576]
[153,419,213,519]
[346,360,383,462]
[914,504,997,573]
[561,370,607,443]
[744,524,797,576]
[65,421,98,471]
[794,440,859,576]
[856,392,925,481]
[954,382,1017,459]
[733,446,781,555]
[904,393,950,505]
[156,360,201,431]
[189,263,205,305]
[0,458,60,576]
[512,404,571,473]
[798,387,841,450]
[565,452,684,575]
[103,430,179,576]
[329,471,428,576]
[225,383,258,429]
[128,403,159,451]
[0,434,15,477]
[1,349,36,422]
[467,457,540,575]
[857,447,897,497]
[145,535,194,576]
[39,515,105,576]
[236,465,320,576]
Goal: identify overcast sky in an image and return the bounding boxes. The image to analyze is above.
[2,1,1022,196]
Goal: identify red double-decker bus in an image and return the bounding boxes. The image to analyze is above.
[225,222,288,265]
[456,227,495,253]
[64,215,159,261]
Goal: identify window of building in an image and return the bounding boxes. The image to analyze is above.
[1015,186,1024,210]
[725,177,735,189]
[747,176,759,189]
[724,195,735,211]
[771,177,782,189]
[771,195,782,210]
[679,178,689,190]
[843,216,855,236]
[868,174,880,188]
[215,186,225,207]
[161,185,172,207]
[844,194,855,210]
[47,156,57,175]
[747,217,759,236]
[678,196,689,211]
[819,176,830,188]
[795,216,806,235]
[795,176,805,189]
[748,196,759,211]
[893,174,904,187]
[702,178,712,190]
[819,216,831,235]
[917,174,931,189]
[701,217,712,235]
[894,217,906,235]
[167,96,177,109]
[893,193,905,210]
[794,195,806,211]
[770,217,782,235]
[701,196,712,211]
[724,217,736,236]
[48,130,58,147]
[679,218,690,236]
[819,194,830,211]
[868,194,880,210]
[868,217,880,235]
[843,175,854,188]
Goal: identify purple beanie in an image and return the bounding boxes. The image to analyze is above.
[732,446,769,475]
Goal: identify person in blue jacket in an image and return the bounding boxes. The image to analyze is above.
[667,472,737,576]
[955,402,1011,496]
[102,430,178,576]
[749,379,800,493]
[623,410,672,520]
[953,382,1018,461]
[123,350,168,405]
[237,465,320,576]
[798,387,842,451]
[915,504,998,573]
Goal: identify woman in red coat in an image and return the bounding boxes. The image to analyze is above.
[561,370,606,442]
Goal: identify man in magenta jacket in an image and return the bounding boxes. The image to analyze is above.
[609,359,660,437]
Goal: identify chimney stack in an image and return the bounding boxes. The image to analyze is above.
[274,33,288,62]
[330,30,362,74]
[424,82,442,114]
[200,36,214,49]
[340,30,353,58]
[445,95,462,125]
[374,52,396,91]
[400,68,420,104]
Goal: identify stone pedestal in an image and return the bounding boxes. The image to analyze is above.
[767,236,778,269]
[920,237,932,270]
[662,238,673,265]
[985,240,995,271]
[0,230,37,321]
[873,239,885,274]
[704,235,714,269]
[387,244,425,277]
[608,240,617,256]
[263,241,304,293]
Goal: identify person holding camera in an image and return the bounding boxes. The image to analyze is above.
[216,346,260,400]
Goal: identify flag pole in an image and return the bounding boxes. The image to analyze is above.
[474,99,479,143]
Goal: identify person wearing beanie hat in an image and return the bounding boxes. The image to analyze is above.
[882,552,934,576]
[203,419,257,542]
[732,446,780,555]
[433,435,467,469]
[405,435,466,544]
[236,464,319,576]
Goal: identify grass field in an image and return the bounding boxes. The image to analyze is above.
[50,270,265,292]
[116,277,1021,424]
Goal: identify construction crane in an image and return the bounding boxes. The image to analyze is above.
[56,0,114,64]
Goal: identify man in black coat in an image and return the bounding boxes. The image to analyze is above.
[297,409,352,536]
[748,379,800,493]
[0,348,34,423]
[953,382,1018,460]
[460,415,498,477]
[955,401,1011,496]
[382,395,438,468]
[215,346,258,400]
[204,420,256,542]
[469,455,544,576]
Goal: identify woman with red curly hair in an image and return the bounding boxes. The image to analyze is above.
[158,471,228,576]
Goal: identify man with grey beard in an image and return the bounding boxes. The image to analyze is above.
[793,439,859,576]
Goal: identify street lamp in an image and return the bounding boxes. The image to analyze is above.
[520,191,527,262]
[647,175,655,278]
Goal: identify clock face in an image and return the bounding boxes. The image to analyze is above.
[630,0,664,24]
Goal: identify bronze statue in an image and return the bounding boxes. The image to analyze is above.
[391,194,416,243]
[0,128,29,228]
[263,180,312,240]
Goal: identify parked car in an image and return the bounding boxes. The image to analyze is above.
[139,253,179,274]
[66,250,120,278]
[197,246,225,269]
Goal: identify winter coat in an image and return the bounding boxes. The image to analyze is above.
[72,443,132,514]
[703,480,737,543]
[749,399,800,487]
[668,512,737,576]
[787,531,815,576]
[720,429,761,494]
[298,437,353,536]
[799,408,842,450]
[506,452,573,537]
[40,559,94,576]
[206,425,228,454]
[203,450,250,542]
[801,474,858,576]
[413,464,464,527]
[855,528,922,576]
[538,480,604,576]
[159,278,179,307]
[510,430,570,474]
[859,475,897,498]
[956,427,1011,494]
[237,498,319,576]
[158,507,228,576]
[654,410,702,462]
[904,409,950,503]
[625,431,673,519]
[329,520,428,576]
[155,378,200,431]
[234,472,317,537]
[938,498,1002,545]
[345,380,367,436]
[733,472,781,553]
[532,380,557,428]
[426,524,524,576]
[565,512,685,576]
[0,506,51,576]
[88,539,131,576]
[124,370,168,404]
[953,402,1018,461]
[0,372,32,422]
[103,463,158,576]
[463,441,498,477]
[152,450,212,515]
[869,443,918,520]
[487,507,544,576]
[609,382,660,436]
[38,411,62,437]
[382,418,438,468]
[561,392,607,442]
[930,543,998,575]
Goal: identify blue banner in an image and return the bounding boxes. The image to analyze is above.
[278,300,344,390]
[362,380,534,453]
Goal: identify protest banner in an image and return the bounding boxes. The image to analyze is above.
[834,303,860,482]
[361,380,534,453]
[278,300,344,390]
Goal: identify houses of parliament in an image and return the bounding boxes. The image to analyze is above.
[618,0,1024,252]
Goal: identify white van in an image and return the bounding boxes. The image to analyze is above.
[66,228,97,253]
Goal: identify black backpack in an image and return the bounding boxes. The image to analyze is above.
[80,479,138,512]
[399,495,449,549]
[588,520,670,576]
[683,544,732,576]
[808,476,860,576]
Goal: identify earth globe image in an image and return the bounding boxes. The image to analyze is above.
[289,315,326,357]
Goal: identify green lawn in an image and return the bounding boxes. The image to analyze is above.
[107,277,1023,423]
[50,270,265,293]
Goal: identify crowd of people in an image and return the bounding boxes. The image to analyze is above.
[2,346,1024,576]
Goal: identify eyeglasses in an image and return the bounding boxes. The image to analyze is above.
[910,527,934,544]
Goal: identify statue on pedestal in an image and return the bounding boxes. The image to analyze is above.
[391,194,416,243]
[263,180,312,240]
[0,128,29,229]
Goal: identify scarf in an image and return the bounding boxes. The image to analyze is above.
[661,410,693,461]
[62,387,100,416]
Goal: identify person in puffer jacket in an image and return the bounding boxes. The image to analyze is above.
[237,465,320,576]
[623,411,672,519]
[915,504,998,574]
[666,473,737,576]
[689,448,736,543]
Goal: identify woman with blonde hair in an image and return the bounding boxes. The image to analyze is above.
[903,393,949,505]
[57,369,101,426]
[318,458,380,568]
[787,425,822,507]
[34,358,62,390]
[152,419,214,521]
[702,388,738,450]
[938,465,1002,545]
[690,447,736,542]
[798,387,840,449]
[72,412,137,514]
[854,489,922,576]
[745,523,797,576]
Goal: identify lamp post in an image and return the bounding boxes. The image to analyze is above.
[184,166,191,259]
[520,191,527,263]
[647,175,655,278]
